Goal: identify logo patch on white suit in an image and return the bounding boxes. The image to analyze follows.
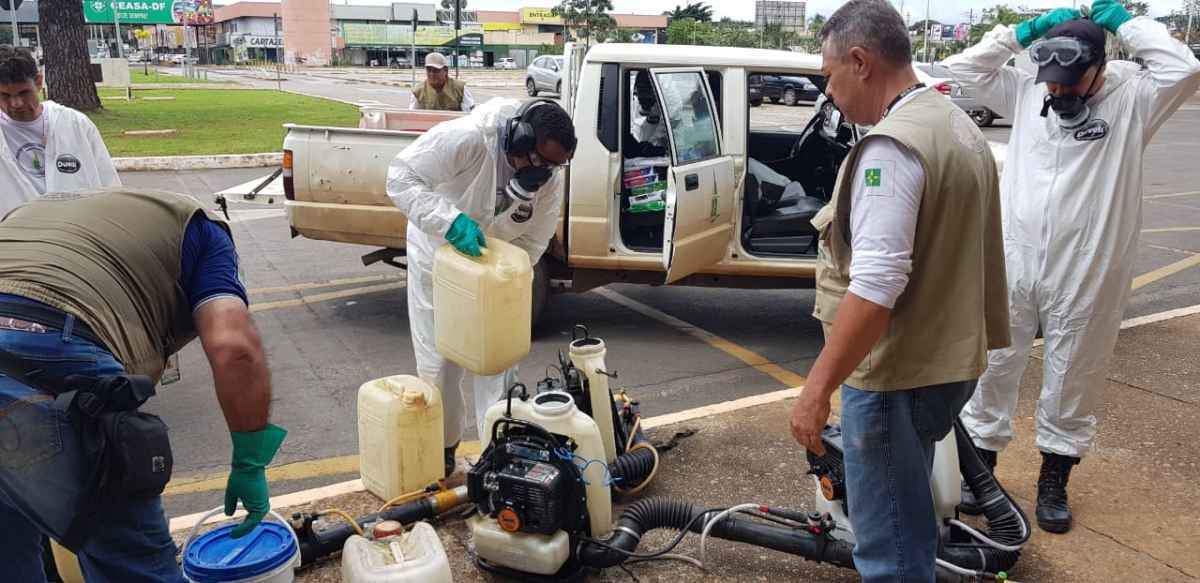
[1074,119,1109,142]
[861,159,895,197]
[510,202,534,223]
[55,154,81,174]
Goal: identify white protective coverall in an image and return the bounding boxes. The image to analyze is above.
[385,98,564,445]
[946,17,1200,457]
[0,101,121,216]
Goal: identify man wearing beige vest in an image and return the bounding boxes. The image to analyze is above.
[0,189,287,581]
[408,52,474,112]
[789,2,1009,581]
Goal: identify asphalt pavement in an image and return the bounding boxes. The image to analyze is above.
[117,72,1200,536]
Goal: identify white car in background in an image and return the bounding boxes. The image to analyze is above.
[526,55,564,96]
[915,62,1006,127]
[495,57,517,70]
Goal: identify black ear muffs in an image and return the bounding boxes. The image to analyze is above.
[505,98,556,157]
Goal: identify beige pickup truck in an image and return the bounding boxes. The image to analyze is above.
[282,43,1003,322]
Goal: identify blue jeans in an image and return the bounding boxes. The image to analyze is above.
[840,381,976,583]
[0,319,186,583]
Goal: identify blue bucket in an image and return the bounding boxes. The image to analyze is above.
[182,508,299,583]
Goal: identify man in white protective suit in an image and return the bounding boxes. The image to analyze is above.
[0,46,120,216]
[386,97,576,476]
[946,0,1200,533]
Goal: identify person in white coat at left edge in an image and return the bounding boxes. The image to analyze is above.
[386,97,576,477]
[0,46,120,216]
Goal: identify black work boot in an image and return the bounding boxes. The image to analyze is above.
[958,447,998,516]
[444,442,460,478]
[1036,452,1080,534]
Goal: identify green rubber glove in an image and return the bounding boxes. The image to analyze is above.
[445,213,487,257]
[1015,8,1082,47]
[225,423,287,539]
[1089,0,1133,34]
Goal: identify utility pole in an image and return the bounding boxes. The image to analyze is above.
[411,9,417,86]
[1187,0,1195,45]
[385,17,391,69]
[7,0,18,48]
[923,0,931,62]
[113,2,124,58]
[454,0,461,78]
[274,13,281,91]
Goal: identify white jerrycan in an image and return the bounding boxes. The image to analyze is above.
[433,239,532,376]
[341,521,453,583]
[357,375,445,502]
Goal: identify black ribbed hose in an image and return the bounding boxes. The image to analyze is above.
[577,497,856,570]
[607,425,657,490]
[943,419,1029,573]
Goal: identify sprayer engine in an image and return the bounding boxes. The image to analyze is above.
[467,424,589,537]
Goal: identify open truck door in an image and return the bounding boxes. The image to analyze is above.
[649,67,736,284]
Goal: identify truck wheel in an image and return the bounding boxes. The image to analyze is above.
[531,259,550,333]
[783,87,799,106]
[526,78,539,97]
[970,109,995,128]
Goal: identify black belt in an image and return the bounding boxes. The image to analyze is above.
[0,299,108,351]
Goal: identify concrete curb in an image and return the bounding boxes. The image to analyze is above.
[114,153,281,171]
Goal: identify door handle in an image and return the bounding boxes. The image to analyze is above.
[685,174,699,191]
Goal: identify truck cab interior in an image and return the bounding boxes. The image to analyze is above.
[610,66,855,257]
[617,68,724,252]
[743,85,856,256]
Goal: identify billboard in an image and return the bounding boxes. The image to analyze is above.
[83,0,213,25]
[341,22,485,46]
[520,7,562,25]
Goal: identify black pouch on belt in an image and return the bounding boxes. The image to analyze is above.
[0,349,174,550]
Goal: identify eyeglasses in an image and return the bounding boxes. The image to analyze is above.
[1029,37,1096,68]
[528,150,570,169]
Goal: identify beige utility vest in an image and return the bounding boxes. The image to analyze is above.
[414,78,466,111]
[813,90,1011,391]
[0,189,232,381]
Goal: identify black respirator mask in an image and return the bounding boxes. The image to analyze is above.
[1031,36,1103,129]
[508,165,553,201]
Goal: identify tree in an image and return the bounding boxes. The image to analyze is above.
[1121,0,1149,17]
[665,2,713,23]
[39,0,101,112]
[440,0,467,9]
[808,14,826,35]
[553,0,616,46]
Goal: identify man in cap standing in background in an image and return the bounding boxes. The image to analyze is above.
[409,52,475,112]
[946,0,1200,533]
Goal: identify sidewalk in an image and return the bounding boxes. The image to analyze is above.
[178,313,1200,582]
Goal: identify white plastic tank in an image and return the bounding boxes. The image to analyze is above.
[568,330,617,462]
[357,375,445,502]
[468,515,570,576]
[480,390,613,537]
[433,239,532,376]
[341,522,453,583]
[931,433,962,521]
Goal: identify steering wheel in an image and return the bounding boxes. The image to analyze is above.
[784,98,855,201]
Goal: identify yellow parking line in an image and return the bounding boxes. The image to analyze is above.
[592,287,808,388]
[164,442,482,497]
[250,282,406,314]
[1144,191,1200,200]
[248,274,403,296]
[1142,226,1200,234]
[1131,253,1200,291]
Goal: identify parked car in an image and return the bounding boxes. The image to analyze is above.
[752,74,821,106]
[169,54,198,66]
[495,57,517,70]
[748,74,764,106]
[915,62,1005,128]
[526,55,564,96]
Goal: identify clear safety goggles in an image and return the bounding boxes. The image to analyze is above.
[1028,37,1096,67]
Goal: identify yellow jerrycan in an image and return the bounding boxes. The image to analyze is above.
[357,375,445,502]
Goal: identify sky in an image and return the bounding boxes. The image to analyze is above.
[278,0,1189,24]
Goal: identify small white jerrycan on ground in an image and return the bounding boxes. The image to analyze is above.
[357,375,445,502]
[341,521,453,583]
